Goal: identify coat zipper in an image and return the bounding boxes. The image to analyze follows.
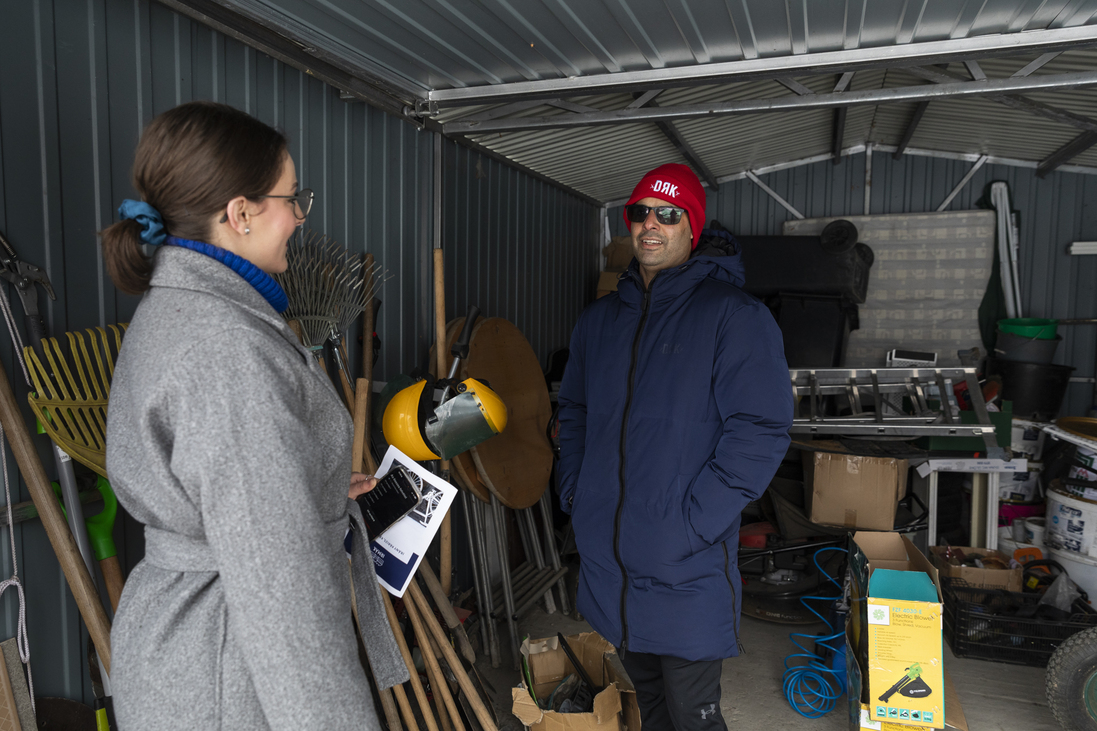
[723,541,744,655]
[615,284,652,653]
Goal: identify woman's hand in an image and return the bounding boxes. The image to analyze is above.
[349,472,378,500]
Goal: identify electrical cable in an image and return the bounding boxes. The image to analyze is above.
[782,546,847,719]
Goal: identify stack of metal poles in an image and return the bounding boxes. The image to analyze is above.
[460,491,569,669]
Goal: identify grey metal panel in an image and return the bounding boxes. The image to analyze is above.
[610,151,1097,416]
[441,141,599,366]
[0,0,598,705]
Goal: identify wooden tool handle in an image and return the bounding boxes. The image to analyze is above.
[348,568,411,731]
[378,687,403,731]
[392,683,419,731]
[0,362,112,672]
[408,581,498,731]
[352,382,369,474]
[100,556,124,614]
[404,584,464,731]
[419,562,476,664]
[382,591,440,731]
[433,249,454,595]
[361,255,377,475]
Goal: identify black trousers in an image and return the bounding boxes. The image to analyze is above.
[619,650,727,731]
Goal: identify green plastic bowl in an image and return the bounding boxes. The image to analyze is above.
[998,318,1059,340]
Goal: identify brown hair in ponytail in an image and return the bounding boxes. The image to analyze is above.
[101,101,288,295]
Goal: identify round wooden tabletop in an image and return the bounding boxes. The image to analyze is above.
[463,317,552,509]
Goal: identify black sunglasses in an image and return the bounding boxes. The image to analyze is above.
[219,188,315,223]
[625,203,686,226]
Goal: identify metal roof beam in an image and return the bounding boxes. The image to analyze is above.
[1037,131,1097,177]
[1013,52,1062,78]
[423,26,1097,111]
[907,65,1097,133]
[444,71,1097,134]
[778,78,815,95]
[627,90,664,109]
[832,107,847,165]
[893,101,930,160]
[635,94,718,190]
[831,73,853,164]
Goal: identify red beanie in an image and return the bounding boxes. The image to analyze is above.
[624,163,707,249]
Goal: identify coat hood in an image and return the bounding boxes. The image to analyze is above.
[617,226,745,307]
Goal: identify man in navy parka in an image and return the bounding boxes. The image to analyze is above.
[557,164,793,730]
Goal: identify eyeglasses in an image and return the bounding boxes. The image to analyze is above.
[219,188,314,223]
[625,203,686,226]
[259,188,314,220]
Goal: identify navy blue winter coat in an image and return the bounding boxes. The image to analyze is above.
[557,237,793,662]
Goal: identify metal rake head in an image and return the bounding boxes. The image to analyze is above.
[273,229,388,348]
[25,324,129,479]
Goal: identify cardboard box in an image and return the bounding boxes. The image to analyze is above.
[848,657,968,731]
[802,452,909,531]
[848,532,945,728]
[511,632,639,731]
[596,270,621,299]
[602,236,634,271]
[929,546,1022,592]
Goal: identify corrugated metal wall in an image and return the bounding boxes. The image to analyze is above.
[0,0,599,704]
[442,141,601,363]
[610,151,1097,416]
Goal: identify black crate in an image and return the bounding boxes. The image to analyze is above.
[942,578,1097,667]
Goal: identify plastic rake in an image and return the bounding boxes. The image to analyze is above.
[24,324,128,479]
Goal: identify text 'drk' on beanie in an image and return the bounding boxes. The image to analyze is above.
[623,163,706,249]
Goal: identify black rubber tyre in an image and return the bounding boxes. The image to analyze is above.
[1047,626,1097,730]
[819,219,859,254]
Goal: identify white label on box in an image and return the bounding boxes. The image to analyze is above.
[867,605,891,626]
[860,708,883,730]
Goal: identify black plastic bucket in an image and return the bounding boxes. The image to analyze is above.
[986,358,1075,421]
[994,328,1062,364]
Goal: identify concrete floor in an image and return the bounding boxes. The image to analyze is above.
[474,603,1060,731]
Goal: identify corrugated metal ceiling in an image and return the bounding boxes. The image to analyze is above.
[171,0,1097,202]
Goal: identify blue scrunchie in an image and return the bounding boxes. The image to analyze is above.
[118,199,167,246]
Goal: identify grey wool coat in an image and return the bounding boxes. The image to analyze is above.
[106,246,406,730]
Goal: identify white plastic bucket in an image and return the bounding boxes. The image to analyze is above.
[999,462,1042,503]
[1024,517,1046,547]
[1012,419,1047,460]
[1049,547,1097,605]
[1046,488,1097,559]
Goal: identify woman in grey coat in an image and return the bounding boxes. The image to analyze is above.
[102,101,405,730]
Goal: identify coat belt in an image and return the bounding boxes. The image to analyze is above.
[142,503,409,690]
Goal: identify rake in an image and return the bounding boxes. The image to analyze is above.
[25,324,128,479]
[274,230,388,404]
[25,324,128,611]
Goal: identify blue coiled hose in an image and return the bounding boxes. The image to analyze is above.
[782,546,848,719]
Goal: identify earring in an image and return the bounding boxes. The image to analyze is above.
[245,227,250,235]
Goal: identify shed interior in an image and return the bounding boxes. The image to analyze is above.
[2,0,1097,728]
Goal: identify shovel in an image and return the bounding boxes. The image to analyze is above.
[51,476,122,612]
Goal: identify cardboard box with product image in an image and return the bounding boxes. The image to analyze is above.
[803,451,909,531]
[847,532,946,729]
[512,632,639,731]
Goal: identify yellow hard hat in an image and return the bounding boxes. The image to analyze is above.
[381,378,439,461]
[464,378,508,434]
